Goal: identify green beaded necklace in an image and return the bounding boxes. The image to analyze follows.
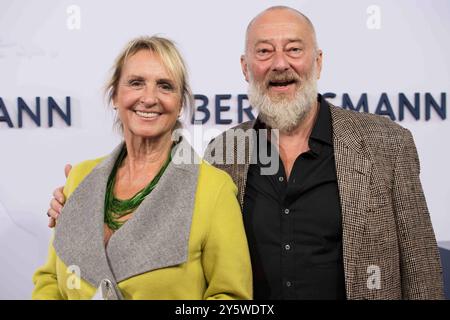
[104,146,172,231]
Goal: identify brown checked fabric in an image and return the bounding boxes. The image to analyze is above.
[205,101,444,300]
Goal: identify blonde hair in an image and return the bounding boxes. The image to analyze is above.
[105,36,193,131]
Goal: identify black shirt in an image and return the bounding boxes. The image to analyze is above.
[243,96,346,299]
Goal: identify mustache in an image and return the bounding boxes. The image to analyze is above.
[265,71,301,87]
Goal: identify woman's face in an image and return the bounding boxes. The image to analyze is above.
[114,49,181,141]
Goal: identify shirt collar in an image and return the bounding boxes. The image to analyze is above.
[310,94,333,146]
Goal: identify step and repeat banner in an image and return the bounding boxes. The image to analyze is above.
[0,0,449,299]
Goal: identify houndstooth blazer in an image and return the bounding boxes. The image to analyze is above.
[205,103,444,300]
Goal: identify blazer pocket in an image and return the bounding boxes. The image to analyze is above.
[368,163,393,209]
[368,181,392,209]
[364,202,396,245]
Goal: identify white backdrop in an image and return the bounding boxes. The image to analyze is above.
[0,0,449,299]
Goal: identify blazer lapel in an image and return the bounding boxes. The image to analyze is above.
[207,120,256,208]
[106,138,200,282]
[234,125,255,208]
[330,106,372,298]
[53,143,123,296]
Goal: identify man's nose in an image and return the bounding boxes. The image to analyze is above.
[271,51,290,72]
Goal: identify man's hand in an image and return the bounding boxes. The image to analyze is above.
[48,164,72,228]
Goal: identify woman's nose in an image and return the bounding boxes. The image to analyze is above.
[139,85,158,107]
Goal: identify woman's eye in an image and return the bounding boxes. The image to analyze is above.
[159,82,174,91]
[129,80,144,88]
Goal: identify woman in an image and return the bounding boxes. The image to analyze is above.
[32,36,252,300]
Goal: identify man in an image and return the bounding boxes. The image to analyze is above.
[48,6,444,299]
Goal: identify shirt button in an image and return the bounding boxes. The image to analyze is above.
[278,176,284,182]
[285,244,291,251]
[284,208,290,215]
[286,281,292,287]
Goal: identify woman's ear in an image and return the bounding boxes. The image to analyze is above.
[112,96,118,110]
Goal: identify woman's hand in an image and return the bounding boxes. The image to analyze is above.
[47,164,72,228]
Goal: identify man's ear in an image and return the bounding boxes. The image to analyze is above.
[240,55,250,83]
[316,49,323,80]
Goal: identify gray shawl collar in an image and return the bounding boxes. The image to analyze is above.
[53,138,200,298]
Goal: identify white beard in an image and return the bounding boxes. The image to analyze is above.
[248,65,318,133]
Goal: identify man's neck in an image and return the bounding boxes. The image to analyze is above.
[277,101,320,178]
[278,100,318,147]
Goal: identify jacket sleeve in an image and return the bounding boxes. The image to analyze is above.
[201,174,253,300]
[392,128,444,299]
[31,240,64,300]
[31,165,82,300]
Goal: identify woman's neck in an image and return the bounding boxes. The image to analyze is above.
[121,131,173,180]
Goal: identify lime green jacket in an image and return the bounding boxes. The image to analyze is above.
[32,142,252,300]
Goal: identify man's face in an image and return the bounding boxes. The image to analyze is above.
[242,9,322,100]
[241,9,323,132]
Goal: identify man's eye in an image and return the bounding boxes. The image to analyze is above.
[257,48,270,54]
[287,47,304,56]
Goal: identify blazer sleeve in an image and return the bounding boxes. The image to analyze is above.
[201,174,253,300]
[31,239,64,300]
[392,128,444,299]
